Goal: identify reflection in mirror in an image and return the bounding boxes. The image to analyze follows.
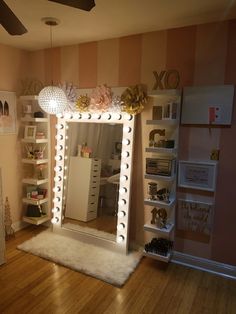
[62,122,123,241]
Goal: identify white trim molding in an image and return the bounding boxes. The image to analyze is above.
[172,251,236,280]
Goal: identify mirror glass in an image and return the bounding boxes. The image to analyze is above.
[62,122,123,241]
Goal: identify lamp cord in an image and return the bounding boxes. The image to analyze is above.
[50,24,53,86]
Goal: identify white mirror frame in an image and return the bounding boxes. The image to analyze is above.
[52,111,135,253]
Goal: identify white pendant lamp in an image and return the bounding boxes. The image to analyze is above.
[38,17,67,115]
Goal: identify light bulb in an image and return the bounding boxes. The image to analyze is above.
[65,112,72,119]
[117,211,126,218]
[55,155,62,161]
[121,151,129,158]
[117,235,125,243]
[52,207,60,213]
[122,139,130,145]
[54,165,62,172]
[55,134,63,140]
[120,175,128,182]
[54,176,62,182]
[53,196,60,203]
[123,126,131,133]
[118,199,126,206]
[119,187,127,195]
[121,163,129,170]
[55,124,63,130]
[51,217,59,224]
[117,223,125,231]
[53,186,61,192]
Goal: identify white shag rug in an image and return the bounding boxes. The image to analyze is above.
[63,222,116,241]
[17,231,142,287]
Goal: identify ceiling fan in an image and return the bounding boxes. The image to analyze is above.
[0,0,95,36]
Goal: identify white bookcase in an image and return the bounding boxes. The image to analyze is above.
[143,90,181,262]
[19,95,51,225]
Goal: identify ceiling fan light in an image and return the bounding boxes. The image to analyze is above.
[38,86,67,115]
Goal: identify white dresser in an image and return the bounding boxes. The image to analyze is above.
[0,169,5,265]
[66,157,101,222]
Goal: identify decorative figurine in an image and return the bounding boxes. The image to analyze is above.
[4,197,15,239]
[151,207,158,224]
[148,182,157,200]
[156,208,168,229]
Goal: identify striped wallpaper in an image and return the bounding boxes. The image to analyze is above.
[29,19,236,265]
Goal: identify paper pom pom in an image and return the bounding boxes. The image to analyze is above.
[121,84,147,115]
[90,84,113,112]
[59,82,77,111]
[108,96,122,112]
[76,95,90,112]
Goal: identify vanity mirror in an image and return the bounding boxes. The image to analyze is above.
[52,111,135,253]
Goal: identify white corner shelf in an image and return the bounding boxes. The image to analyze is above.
[143,250,171,263]
[144,197,175,209]
[22,215,50,225]
[22,198,48,205]
[21,138,48,144]
[20,95,51,227]
[143,89,181,262]
[22,178,48,185]
[144,223,174,236]
[146,119,178,126]
[21,117,48,123]
[145,173,175,182]
[145,147,177,154]
[22,158,48,165]
[19,95,38,101]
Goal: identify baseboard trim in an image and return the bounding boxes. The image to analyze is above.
[12,221,28,232]
[172,251,236,280]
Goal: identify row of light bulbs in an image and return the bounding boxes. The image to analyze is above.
[51,111,134,246]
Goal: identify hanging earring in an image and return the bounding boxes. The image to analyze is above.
[4,101,9,116]
[0,101,3,116]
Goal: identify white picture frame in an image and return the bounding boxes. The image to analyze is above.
[24,125,36,140]
[178,160,217,192]
[177,199,213,235]
[0,91,16,135]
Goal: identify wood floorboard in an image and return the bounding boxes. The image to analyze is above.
[0,226,235,314]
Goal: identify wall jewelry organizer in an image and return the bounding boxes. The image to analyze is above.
[52,111,135,254]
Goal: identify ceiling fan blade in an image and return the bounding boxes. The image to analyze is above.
[48,0,95,11]
[0,0,27,35]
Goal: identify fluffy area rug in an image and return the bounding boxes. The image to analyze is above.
[63,222,116,241]
[17,230,142,287]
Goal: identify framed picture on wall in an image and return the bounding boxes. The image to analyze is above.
[0,91,16,135]
[24,125,36,140]
[178,160,217,191]
[176,198,213,243]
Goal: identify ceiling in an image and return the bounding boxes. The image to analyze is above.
[1,0,236,51]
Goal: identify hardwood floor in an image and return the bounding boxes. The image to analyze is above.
[0,226,236,314]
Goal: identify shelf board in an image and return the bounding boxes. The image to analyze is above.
[146,119,178,126]
[22,197,48,205]
[22,215,50,225]
[22,158,48,165]
[145,147,177,154]
[22,178,48,185]
[21,117,48,122]
[143,250,171,263]
[144,223,174,235]
[144,197,175,209]
[21,138,48,144]
[19,95,38,101]
[145,173,175,182]
[148,89,181,98]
